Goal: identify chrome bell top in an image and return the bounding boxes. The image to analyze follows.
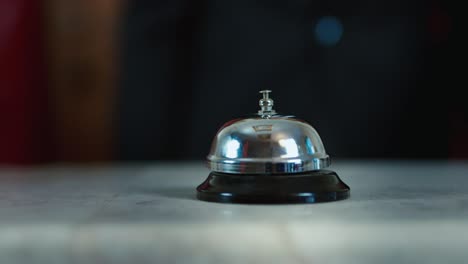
[207,90,330,174]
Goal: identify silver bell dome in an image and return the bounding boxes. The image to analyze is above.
[207,90,330,174]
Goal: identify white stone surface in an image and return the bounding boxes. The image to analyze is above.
[1,160,467,264]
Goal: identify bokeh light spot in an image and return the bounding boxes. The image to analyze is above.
[314,16,343,46]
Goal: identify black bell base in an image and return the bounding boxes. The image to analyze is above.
[196,170,350,204]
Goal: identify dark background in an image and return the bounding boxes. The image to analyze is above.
[118,0,463,161]
[0,0,464,164]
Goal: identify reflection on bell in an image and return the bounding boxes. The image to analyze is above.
[196,90,350,203]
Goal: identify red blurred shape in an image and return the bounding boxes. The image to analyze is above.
[449,112,468,159]
[428,5,451,43]
[0,0,49,164]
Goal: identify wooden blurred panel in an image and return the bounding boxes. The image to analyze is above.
[45,0,122,162]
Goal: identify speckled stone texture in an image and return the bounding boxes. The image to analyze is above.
[1,161,467,264]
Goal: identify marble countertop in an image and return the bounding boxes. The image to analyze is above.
[1,160,467,264]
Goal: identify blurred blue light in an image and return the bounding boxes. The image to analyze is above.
[314,16,343,46]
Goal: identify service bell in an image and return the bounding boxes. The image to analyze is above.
[196,90,350,203]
